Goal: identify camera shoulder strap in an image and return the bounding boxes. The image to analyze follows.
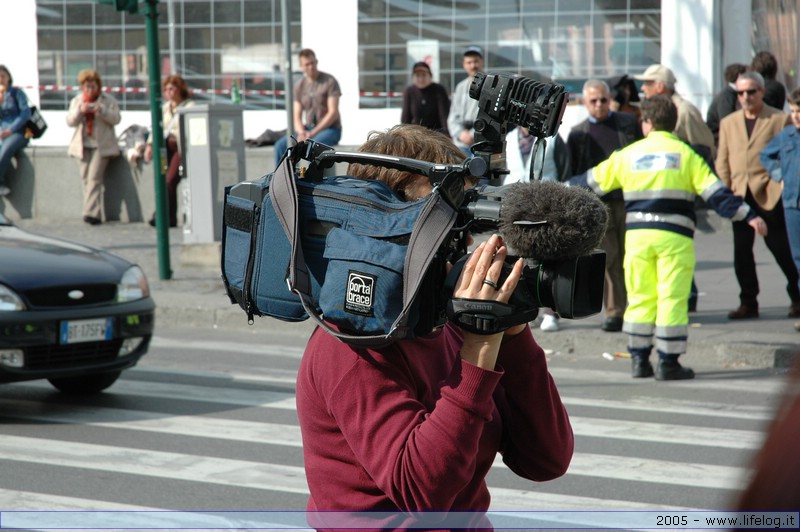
[269,153,457,348]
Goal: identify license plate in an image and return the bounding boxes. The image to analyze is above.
[60,318,114,344]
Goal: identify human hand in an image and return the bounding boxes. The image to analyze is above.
[0,129,11,140]
[748,216,767,237]
[453,234,524,369]
[143,144,153,163]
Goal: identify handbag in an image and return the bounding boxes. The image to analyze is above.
[25,106,48,139]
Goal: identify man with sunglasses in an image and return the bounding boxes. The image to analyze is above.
[717,71,800,320]
[566,79,642,333]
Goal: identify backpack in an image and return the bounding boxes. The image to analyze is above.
[221,146,461,347]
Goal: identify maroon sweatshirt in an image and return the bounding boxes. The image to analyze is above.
[295,323,574,530]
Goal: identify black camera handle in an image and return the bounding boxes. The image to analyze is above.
[295,140,487,209]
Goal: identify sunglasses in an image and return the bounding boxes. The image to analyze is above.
[589,97,609,104]
[736,89,759,96]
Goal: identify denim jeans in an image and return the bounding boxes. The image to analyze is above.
[0,132,30,186]
[273,126,342,168]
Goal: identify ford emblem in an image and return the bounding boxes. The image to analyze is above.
[67,290,85,300]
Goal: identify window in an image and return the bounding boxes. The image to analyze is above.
[357,0,661,108]
[36,0,302,111]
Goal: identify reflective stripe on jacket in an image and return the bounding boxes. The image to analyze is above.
[586,131,751,237]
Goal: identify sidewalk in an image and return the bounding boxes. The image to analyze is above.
[14,208,800,370]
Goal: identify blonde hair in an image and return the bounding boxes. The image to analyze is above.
[78,68,102,87]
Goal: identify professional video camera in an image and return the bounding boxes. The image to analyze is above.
[291,72,607,336]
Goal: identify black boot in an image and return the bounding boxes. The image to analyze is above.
[631,356,654,378]
[656,359,695,381]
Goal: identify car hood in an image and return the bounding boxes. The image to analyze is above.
[0,226,131,290]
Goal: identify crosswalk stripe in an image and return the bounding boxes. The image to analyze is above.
[90,378,298,410]
[570,416,764,449]
[0,435,723,514]
[115,367,781,421]
[0,415,748,492]
[0,488,155,511]
[0,398,303,447]
[562,396,774,421]
[488,487,698,511]
[548,366,786,394]
[149,336,306,359]
[0,435,312,495]
[0,397,763,452]
[492,453,747,491]
[148,336,784,396]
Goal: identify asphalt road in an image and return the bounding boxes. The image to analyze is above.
[0,323,791,530]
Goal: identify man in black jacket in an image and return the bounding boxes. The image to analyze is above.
[706,63,747,147]
[567,79,643,332]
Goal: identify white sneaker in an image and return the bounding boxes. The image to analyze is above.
[0,186,10,197]
[540,313,560,332]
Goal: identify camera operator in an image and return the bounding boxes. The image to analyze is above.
[296,124,574,530]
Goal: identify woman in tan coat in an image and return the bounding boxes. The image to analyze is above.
[66,68,121,225]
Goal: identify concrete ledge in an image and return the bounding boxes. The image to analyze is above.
[0,145,358,224]
[0,145,280,223]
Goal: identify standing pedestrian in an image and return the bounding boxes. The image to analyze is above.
[571,95,766,381]
[400,61,450,135]
[706,63,747,147]
[751,51,786,111]
[634,63,716,158]
[635,63,717,311]
[760,86,800,331]
[716,71,800,320]
[567,79,642,332]
[66,68,121,225]
[447,45,484,156]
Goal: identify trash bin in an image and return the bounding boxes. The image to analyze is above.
[179,103,246,243]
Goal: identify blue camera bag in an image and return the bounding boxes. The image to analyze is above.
[221,154,458,347]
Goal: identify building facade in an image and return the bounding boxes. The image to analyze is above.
[5,0,798,146]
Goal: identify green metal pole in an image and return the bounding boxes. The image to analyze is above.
[143,0,172,280]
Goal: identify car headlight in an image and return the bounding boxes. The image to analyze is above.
[0,284,26,311]
[116,266,150,302]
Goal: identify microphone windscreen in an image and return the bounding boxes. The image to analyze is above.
[499,181,608,260]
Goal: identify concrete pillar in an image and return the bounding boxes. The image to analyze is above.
[2,0,39,106]
[660,0,718,112]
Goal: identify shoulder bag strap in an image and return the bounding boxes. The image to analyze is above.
[269,153,457,347]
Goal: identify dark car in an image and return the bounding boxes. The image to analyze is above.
[0,213,155,393]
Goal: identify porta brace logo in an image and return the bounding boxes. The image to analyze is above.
[344,271,376,316]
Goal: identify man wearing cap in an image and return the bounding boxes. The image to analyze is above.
[635,63,717,313]
[634,64,716,159]
[401,61,450,135]
[447,46,484,155]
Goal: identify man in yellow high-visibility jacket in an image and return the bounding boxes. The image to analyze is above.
[571,96,767,380]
